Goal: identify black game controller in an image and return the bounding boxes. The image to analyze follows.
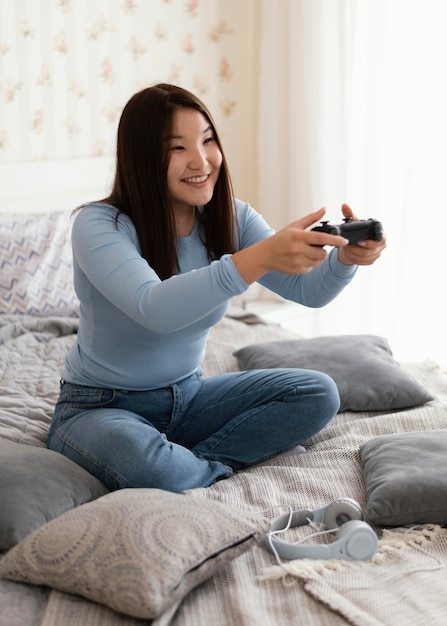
[311,218,383,245]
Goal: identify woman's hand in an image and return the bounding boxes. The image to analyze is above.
[232,207,349,284]
[336,204,387,266]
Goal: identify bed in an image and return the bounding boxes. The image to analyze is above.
[1,205,447,626]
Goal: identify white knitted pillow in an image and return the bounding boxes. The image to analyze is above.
[0,211,79,316]
[0,489,269,619]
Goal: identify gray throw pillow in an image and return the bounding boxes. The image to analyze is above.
[0,440,108,550]
[0,489,270,619]
[234,335,433,412]
[360,430,447,526]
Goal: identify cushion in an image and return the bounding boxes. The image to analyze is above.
[0,210,79,316]
[0,440,108,550]
[234,334,433,412]
[0,489,270,619]
[201,314,302,378]
[360,430,447,526]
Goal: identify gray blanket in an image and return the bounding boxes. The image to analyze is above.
[1,315,447,626]
[0,315,78,447]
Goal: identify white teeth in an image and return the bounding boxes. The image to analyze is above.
[184,175,208,183]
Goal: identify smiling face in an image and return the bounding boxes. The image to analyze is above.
[166,108,223,217]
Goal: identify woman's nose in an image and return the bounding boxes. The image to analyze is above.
[189,147,207,169]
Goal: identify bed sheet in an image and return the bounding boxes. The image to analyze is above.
[1,314,447,625]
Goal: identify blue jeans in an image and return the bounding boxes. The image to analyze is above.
[47,368,339,493]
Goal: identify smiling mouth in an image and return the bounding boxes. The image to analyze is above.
[182,174,209,184]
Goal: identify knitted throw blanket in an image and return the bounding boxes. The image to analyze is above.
[261,524,447,626]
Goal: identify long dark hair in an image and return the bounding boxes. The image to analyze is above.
[102,83,237,279]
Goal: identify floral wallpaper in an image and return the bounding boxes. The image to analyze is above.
[0,0,257,177]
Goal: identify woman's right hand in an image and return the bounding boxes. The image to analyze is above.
[231,208,349,284]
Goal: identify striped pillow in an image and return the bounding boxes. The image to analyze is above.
[0,211,79,316]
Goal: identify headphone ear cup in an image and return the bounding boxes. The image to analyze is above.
[334,520,378,561]
[323,498,364,529]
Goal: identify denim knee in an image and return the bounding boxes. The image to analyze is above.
[311,369,340,418]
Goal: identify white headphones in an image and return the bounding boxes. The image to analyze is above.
[266,497,378,562]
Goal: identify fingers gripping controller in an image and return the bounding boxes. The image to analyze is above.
[265,498,378,562]
[311,218,383,245]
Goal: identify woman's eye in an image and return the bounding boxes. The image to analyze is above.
[171,145,184,151]
[204,136,214,144]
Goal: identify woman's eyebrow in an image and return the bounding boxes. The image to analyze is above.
[166,125,212,140]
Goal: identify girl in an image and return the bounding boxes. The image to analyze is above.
[47,84,386,492]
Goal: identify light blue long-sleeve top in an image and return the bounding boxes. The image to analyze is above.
[62,200,357,390]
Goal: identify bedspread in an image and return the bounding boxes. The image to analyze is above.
[0,315,78,447]
[1,314,447,626]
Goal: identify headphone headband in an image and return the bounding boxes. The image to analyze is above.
[266,498,377,562]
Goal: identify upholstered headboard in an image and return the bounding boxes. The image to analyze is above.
[0,157,114,214]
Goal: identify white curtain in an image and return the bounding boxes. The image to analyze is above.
[258,0,446,366]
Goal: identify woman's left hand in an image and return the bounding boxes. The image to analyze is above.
[337,204,387,266]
